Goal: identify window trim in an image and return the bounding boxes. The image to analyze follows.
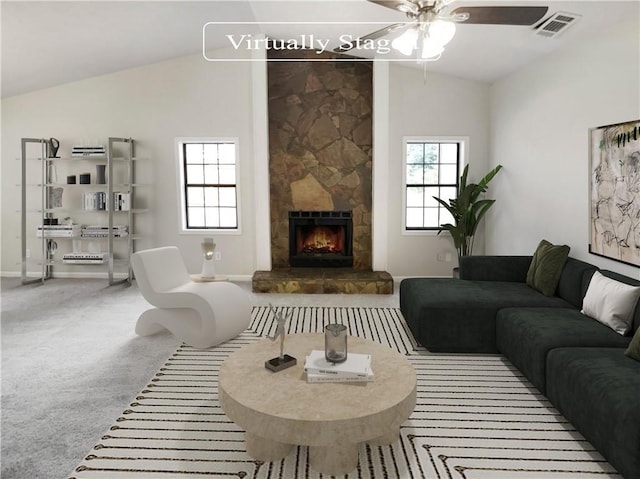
[401,136,469,235]
[175,137,241,235]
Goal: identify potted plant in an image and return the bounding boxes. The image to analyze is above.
[433,164,503,266]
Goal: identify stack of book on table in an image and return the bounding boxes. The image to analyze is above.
[304,350,373,383]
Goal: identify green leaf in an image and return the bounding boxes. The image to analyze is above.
[432,164,502,259]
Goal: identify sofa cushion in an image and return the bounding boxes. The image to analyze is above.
[459,255,532,282]
[399,279,573,353]
[555,258,598,309]
[547,348,640,479]
[626,326,640,361]
[496,308,631,394]
[581,271,640,335]
[526,240,570,296]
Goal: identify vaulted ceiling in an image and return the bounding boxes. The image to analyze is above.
[2,0,638,98]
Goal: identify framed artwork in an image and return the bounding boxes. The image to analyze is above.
[589,119,640,266]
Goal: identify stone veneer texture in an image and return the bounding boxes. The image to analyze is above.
[268,49,373,269]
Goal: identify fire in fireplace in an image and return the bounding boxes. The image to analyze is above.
[289,211,353,268]
[299,226,343,254]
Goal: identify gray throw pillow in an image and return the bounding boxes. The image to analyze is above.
[526,239,570,297]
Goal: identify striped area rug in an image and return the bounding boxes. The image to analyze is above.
[70,307,620,478]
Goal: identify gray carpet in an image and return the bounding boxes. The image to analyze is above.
[0,278,397,479]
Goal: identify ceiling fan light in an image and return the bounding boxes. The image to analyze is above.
[428,20,456,47]
[421,42,444,60]
[392,27,419,56]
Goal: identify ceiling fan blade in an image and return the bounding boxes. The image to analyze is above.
[334,22,406,52]
[367,0,421,15]
[451,6,549,25]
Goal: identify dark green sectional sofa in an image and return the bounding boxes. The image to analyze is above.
[399,255,640,479]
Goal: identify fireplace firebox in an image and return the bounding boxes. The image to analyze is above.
[289,211,353,268]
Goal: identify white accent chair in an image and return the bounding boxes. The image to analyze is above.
[131,246,251,348]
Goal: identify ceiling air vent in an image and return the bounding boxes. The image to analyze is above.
[534,11,581,38]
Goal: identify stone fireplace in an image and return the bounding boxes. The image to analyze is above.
[267,49,373,270]
[252,48,393,293]
[289,211,353,268]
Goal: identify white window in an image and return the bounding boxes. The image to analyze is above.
[403,136,467,232]
[176,138,239,233]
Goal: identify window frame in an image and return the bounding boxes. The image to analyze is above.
[175,137,241,235]
[402,136,468,235]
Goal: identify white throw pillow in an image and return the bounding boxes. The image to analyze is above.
[581,271,640,335]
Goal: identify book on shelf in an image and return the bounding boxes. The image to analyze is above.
[82,192,130,211]
[81,225,128,238]
[82,192,105,210]
[36,224,81,238]
[62,252,107,264]
[304,350,373,383]
[71,146,106,157]
[113,192,130,211]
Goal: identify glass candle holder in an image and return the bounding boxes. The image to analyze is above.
[325,324,348,363]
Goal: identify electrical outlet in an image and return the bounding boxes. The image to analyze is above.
[437,252,453,262]
[26,249,31,258]
[214,252,222,261]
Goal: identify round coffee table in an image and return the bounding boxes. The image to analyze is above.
[218,333,416,475]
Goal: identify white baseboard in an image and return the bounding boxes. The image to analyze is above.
[1,271,255,282]
[393,275,453,281]
[224,275,253,282]
[1,271,130,280]
[1,271,21,278]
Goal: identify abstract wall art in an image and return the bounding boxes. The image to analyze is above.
[589,119,640,266]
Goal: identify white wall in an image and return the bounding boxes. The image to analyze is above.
[489,16,640,278]
[385,64,491,277]
[1,48,257,277]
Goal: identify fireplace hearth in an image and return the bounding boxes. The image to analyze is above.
[289,211,353,268]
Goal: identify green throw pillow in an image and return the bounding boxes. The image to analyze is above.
[625,327,640,361]
[526,239,570,297]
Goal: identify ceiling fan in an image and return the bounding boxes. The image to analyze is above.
[336,0,549,61]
